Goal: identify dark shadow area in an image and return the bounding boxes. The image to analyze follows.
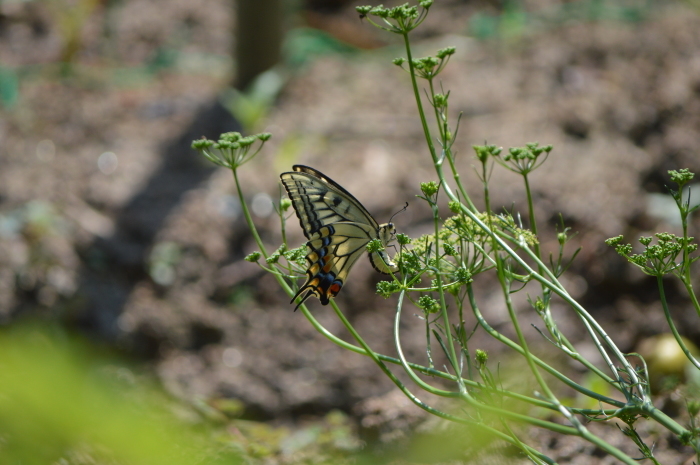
[72,101,241,347]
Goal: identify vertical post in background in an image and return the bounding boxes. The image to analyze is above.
[235,0,284,90]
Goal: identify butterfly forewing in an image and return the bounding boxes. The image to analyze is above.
[280,166,378,239]
[280,165,398,309]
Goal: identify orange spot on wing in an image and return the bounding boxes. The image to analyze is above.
[329,283,342,296]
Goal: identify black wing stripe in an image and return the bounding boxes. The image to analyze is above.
[292,165,375,220]
[281,168,378,228]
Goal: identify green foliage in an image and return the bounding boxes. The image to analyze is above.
[468,0,654,41]
[0,66,19,109]
[196,1,700,462]
[0,325,373,464]
[0,325,242,465]
[606,232,697,276]
[221,70,285,132]
[148,241,181,286]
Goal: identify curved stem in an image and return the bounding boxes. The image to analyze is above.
[657,276,700,370]
[445,184,638,387]
[467,284,624,408]
[233,168,269,258]
[330,301,555,463]
[403,33,438,165]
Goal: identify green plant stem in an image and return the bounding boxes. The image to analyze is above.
[390,293,584,438]
[394,289,571,414]
[233,168,269,259]
[394,291,460,397]
[431,203,463,386]
[426,78,476,212]
[573,430,639,465]
[403,33,438,166]
[452,195,639,387]
[496,259,558,404]
[657,276,700,370]
[295,293,556,412]
[638,401,697,449]
[512,241,620,382]
[424,311,435,369]
[466,283,623,407]
[522,172,561,351]
[680,274,700,322]
[331,299,557,464]
[512,241,619,385]
[522,174,541,259]
[677,201,700,327]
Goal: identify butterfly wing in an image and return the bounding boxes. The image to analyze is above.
[280,165,379,238]
[291,222,377,308]
[280,165,396,309]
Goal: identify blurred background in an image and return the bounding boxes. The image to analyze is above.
[2,0,700,462]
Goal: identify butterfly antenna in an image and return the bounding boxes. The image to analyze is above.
[389,202,409,223]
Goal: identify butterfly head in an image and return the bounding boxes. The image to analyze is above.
[378,222,397,245]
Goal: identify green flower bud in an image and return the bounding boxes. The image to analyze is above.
[475,349,488,366]
[191,138,214,150]
[418,295,440,314]
[420,181,439,197]
[377,280,401,298]
[436,46,455,59]
[669,168,694,185]
[604,235,624,247]
[688,400,700,417]
[455,267,472,284]
[371,6,389,18]
[366,238,385,253]
[396,233,411,245]
[245,252,261,262]
[433,93,448,108]
[221,132,241,142]
[239,136,256,147]
[557,232,567,245]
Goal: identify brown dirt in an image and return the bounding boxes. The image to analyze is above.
[2,0,700,462]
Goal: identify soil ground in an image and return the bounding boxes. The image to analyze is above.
[2,0,700,463]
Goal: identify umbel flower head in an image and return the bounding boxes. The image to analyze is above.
[192,131,271,170]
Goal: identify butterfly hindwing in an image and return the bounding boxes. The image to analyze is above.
[291,223,375,308]
[280,165,398,309]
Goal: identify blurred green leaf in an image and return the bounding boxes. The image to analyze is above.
[0,325,241,465]
[0,66,19,109]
